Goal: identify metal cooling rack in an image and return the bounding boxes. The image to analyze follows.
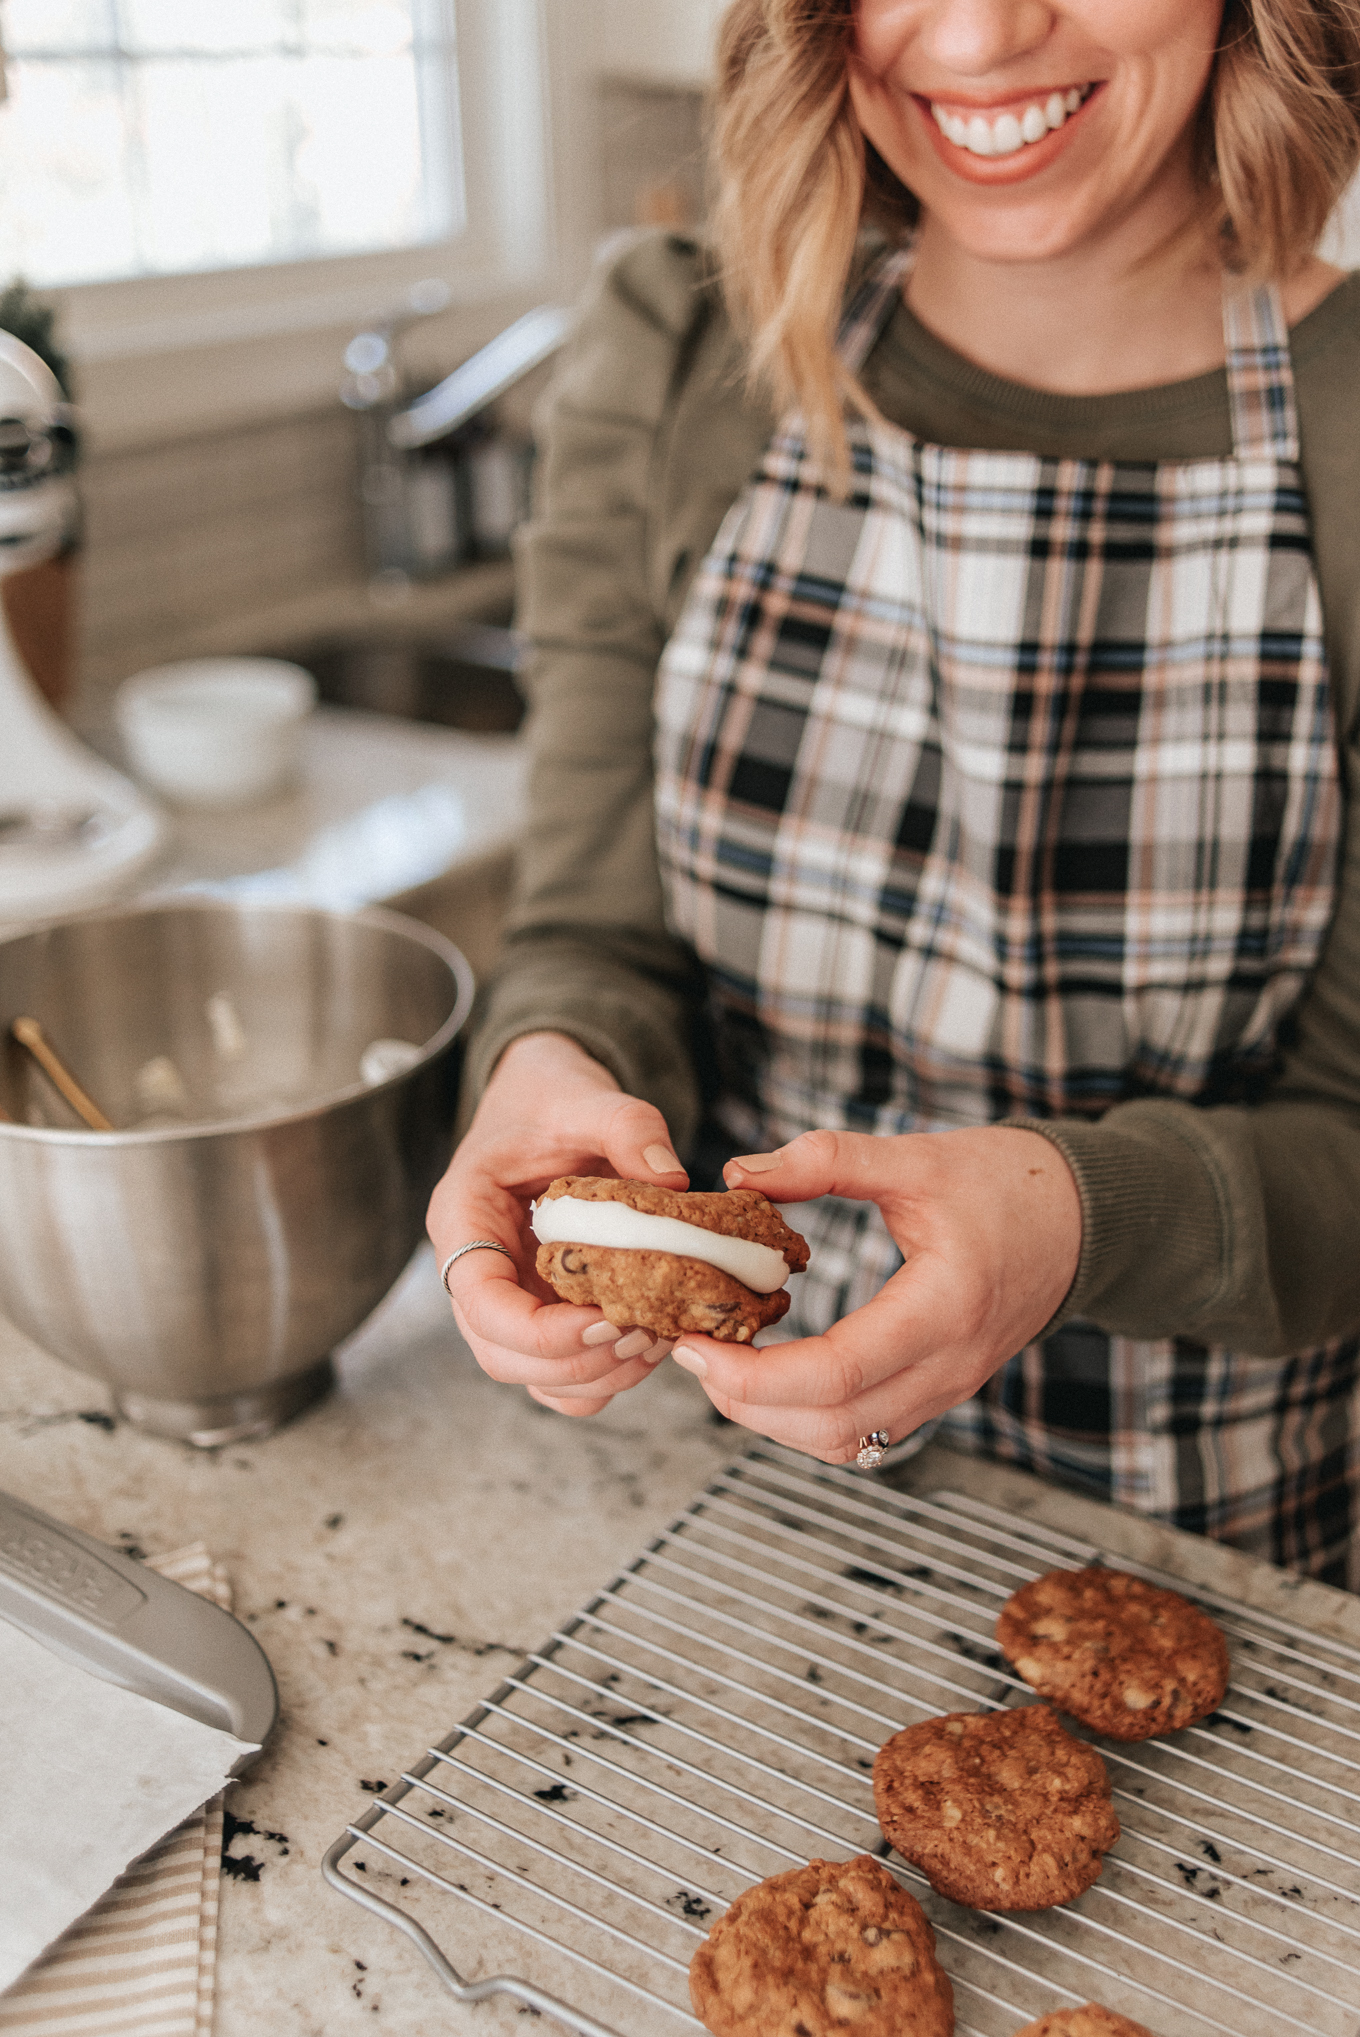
[323,1442,1360,2037]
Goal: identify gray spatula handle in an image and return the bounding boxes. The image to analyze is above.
[0,1488,276,1768]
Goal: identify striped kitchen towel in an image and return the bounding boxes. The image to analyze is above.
[0,1546,230,2036]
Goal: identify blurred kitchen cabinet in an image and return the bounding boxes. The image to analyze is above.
[596,0,724,82]
[600,75,708,234]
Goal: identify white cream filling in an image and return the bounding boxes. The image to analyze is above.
[932,84,1090,157]
[531,1195,790,1294]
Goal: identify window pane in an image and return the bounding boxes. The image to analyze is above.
[129,53,439,275]
[117,2,296,57]
[289,55,433,249]
[0,1,461,285]
[0,60,139,284]
[298,3,418,56]
[5,1,115,54]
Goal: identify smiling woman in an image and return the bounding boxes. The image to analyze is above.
[714,0,1360,450]
[429,0,1360,1592]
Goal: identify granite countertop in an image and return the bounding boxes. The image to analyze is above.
[8,1236,1359,2034]
[0,1252,737,2035]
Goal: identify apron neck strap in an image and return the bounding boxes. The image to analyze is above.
[1222,279,1300,462]
[835,246,914,374]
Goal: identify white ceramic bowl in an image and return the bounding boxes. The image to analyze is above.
[116,658,317,808]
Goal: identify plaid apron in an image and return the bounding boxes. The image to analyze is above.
[654,254,1358,1587]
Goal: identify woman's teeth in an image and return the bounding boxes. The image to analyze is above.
[931,86,1090,157]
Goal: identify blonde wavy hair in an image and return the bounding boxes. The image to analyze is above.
[712,0,1360,465]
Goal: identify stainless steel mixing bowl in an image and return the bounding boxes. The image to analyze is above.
[0,900,473,1444]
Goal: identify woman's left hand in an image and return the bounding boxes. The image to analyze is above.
[669,1126,1083,1463]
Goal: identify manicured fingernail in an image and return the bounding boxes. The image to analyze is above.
[672,1345,707,1379]
[645,1338,674,1364]
[581,1320,621,1347]
[731,1149,781,1174]
[644,1142,682,1174]
[614,1328,652,1359]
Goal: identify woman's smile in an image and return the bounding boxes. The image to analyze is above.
[850,0,1223,265]
[917,78,1102,182]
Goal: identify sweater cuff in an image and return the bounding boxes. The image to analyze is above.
[464,976,701,1157]
[1006,1108,1231,1338]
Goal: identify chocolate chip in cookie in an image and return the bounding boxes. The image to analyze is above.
[873,1706,1119,1911]
[689,1855,953,2037]
[996,1568,1229,1742]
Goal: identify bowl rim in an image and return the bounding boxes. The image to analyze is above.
[117,657,317,701]
[0,897,474,1146]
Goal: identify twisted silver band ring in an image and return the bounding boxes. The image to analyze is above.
[440,1240,515,1294]
[856,1430,891,1471]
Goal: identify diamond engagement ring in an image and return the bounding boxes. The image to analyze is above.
[856,1430,890,1471]
[440,1240,515,1294]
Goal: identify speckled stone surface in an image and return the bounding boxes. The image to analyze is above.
[0,1250,736,2035]
[8,1258,1358,2037]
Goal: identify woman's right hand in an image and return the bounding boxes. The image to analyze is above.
[426,1031,689,1415]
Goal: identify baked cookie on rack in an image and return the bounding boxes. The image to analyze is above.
[531,1175,809,1343]
[689,1855,953,2037]
[873,1706,1119,1910]
[996,1568,1229,1742]
[1011,2007,1158,2036]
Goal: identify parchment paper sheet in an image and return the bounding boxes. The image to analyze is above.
[0,1618,256,1992]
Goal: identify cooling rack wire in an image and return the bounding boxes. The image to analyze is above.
[324,1441,1360,2037]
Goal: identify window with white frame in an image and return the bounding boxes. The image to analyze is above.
[0,1,463,288]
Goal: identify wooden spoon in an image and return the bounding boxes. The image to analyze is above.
[9,1015,114,1131]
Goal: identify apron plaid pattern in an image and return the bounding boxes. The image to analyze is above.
[655,256,1357,1586]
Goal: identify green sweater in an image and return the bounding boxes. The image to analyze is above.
[467,231,1360,1358]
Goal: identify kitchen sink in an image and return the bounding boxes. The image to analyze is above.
[278,622,526,734]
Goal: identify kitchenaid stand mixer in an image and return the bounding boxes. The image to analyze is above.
[0,333,165,927]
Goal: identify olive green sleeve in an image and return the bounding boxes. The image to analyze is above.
[461,234,720,1152]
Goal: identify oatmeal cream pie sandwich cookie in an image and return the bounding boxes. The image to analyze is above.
[873,1707,1119,1911]
[689,1855,953,2037]
[996,1568,1229,1742]
[531,1175,809,1343]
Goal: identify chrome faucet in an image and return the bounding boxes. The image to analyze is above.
[342,292,571,586]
